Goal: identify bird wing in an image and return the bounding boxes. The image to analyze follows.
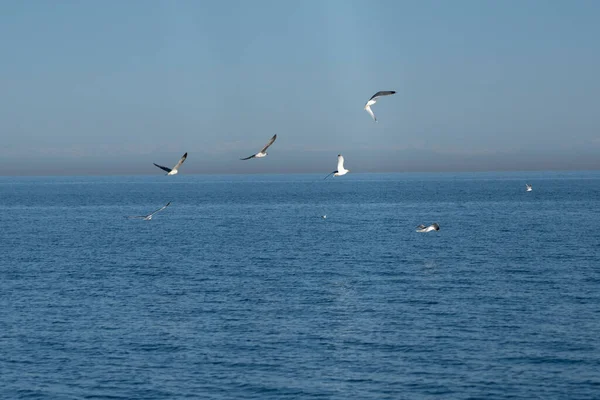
[240,154,256,160]
[337,154,345,171]
[365,105,377,122]
[416,224,426,230]
[153,163,172,173]
[149,201,171,216]
[260,134,277,153]
[369,90,396,101]
[172,153,188,171]
[323,171,337,180]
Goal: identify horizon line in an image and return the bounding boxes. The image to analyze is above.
[1,167,600,178]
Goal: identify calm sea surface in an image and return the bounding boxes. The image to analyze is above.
[1,172,600,399]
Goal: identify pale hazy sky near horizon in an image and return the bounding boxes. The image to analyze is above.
[1,1,599,175]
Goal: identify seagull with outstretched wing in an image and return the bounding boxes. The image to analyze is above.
[324,154,350,179]
[416,223,440,232]
[364,90,396,122]
[128,201,171,221]
[240,135,277,160]
[154,153,187,175]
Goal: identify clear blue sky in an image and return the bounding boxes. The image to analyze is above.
[1,0,599,175]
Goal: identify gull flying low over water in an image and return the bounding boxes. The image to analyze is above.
[154,153,187,175]
[526,184,533,192]
[128,201,171,221]
[324,154,350,179]
[364,91,396,122]
[416,223,440,233]
[240,134,277,160]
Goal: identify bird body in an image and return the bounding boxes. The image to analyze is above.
[128,201,171,221]
[324,154,350,179]
[526,184,533,192]
[154,153,187,175]
[364,90,396,122]
[241,134,277,160]
[416,223,440,233]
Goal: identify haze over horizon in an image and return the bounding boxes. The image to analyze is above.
[1,1,599,176]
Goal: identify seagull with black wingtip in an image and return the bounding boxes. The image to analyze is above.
[324,154,350,179]
[240,135,277,160]
[364,90,396,122]
[153,153,187,175]
[128,201,172,221]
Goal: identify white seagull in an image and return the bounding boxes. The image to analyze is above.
[526,183,533,192]
[128,201,171,221]
[324,154,350,179]
[416,223,440,233]
[240,134,277,160]
[154,153,187,175]
[364,90,396,122]
[321,215,327,219]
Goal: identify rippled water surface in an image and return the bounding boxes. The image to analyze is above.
[1,172,600,399]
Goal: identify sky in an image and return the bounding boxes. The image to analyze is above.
[0,0,599,175]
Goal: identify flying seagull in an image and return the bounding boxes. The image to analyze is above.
[240,134,277,160]
[128,201,171,221]
[364,91,396,122]
[324,154,350,179]
[416,223,440,233]
[526,183,533,192]
[153,153,187,175]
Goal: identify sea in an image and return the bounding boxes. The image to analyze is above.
[1,171,600,399]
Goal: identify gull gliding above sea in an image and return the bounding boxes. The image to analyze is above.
[153,153,187,175]
[324,154,350,179]
[127,201,172,221]
[364,91,396,122]
[240,135,277,160]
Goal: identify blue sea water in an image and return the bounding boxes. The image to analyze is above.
[1,171,600,399]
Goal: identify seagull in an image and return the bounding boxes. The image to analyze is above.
[364,91,396,122]
[321,215,327,219]
[324,154,350,179]
[526,183,533,192]
[128,201,171,221]
[154,153,187,175]
[416,223,440,233]
[240,134,277,160]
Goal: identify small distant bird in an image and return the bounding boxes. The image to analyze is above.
[240,134,277,160]
[324,154,350,179]
[526,184,533,192]
[364,91,396,122]
[154,153,187,175]
[321,215,327,219]
[416,223,440,233]
[128,201,171,221]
